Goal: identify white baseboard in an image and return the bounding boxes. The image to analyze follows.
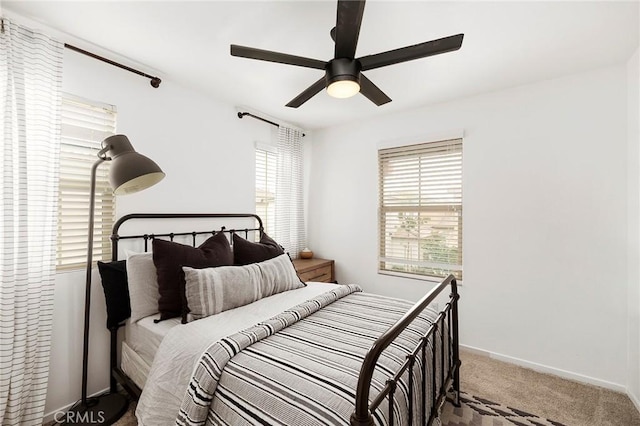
[460,344,627,393]
[459,344,491,357]
[628,388,640,414]
[42,387,110,424]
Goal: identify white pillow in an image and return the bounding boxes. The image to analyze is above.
[126,252,160,323]
[183,253,304,322]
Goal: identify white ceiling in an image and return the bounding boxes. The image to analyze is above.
[4,1,639,130]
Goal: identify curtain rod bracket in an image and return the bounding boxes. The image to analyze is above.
[237,112,305,137]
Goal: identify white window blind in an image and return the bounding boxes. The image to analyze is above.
[378,139,463,280]
[57,95,117,270]
[255,146,277,236]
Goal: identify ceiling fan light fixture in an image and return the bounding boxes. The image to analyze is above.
[325,58,361,99]
[327,79,360,98]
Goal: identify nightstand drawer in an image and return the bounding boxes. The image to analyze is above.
[292,258,335,283]
[298,264,333,282]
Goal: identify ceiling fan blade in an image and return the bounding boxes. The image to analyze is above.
[334,0,366,59]
[359,34,464,71]
[231,45,326,70]
[285,77,326,108]
[359,74,391,106]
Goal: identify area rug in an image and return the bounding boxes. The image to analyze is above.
[440,392,566,426]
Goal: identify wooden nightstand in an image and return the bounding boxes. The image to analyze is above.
[292,258,335,283]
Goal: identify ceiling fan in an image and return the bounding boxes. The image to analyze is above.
[230,0,463,108]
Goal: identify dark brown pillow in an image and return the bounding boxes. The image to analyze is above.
[152,232,233,322]
[233,232,284,265]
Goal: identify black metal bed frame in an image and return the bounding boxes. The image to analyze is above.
[105,213,461,425]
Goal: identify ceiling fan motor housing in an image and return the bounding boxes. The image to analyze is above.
[325,58,362,86]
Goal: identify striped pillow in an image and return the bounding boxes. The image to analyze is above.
[183,253,305,321]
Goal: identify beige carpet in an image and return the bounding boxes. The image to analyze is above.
[452,350,640,426]
[112,403,136,426]
[48,349,640,425]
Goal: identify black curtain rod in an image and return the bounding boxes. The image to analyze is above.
[65,43,161,88]
[237,112,305,137]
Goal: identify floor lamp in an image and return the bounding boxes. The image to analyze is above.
[64,135,165,425]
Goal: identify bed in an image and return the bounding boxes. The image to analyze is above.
[99,213,461,426]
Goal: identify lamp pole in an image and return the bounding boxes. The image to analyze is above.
[80,149,107,405]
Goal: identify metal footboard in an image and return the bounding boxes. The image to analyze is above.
[350,275,461,426]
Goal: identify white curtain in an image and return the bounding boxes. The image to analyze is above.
[274,126,306,258]
[0,19,63,425]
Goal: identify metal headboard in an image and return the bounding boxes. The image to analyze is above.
[106,212,264,400]
[110,213,264,260]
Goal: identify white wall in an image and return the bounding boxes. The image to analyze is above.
[7,6,635,417]
[628,46,640,409]
[308,65,629,389]
[43,45,275,417]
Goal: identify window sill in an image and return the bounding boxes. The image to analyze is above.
[378,269,463,286]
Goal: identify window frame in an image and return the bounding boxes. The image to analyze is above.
[57,93,117,271]
[378,137,463,282]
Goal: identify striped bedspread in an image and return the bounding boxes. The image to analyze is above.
[176,284,446,426]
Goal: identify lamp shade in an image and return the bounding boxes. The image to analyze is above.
[102,135,165,195]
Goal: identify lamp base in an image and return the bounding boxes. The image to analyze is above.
[61,393,128,425]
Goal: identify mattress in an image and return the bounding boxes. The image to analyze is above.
[124,313,180,367]
[121,340,150,389]
[122,282,340,392]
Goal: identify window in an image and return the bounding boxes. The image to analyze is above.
[255,145,277,236]
[378,138,463,280]
[57,95,117,270]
